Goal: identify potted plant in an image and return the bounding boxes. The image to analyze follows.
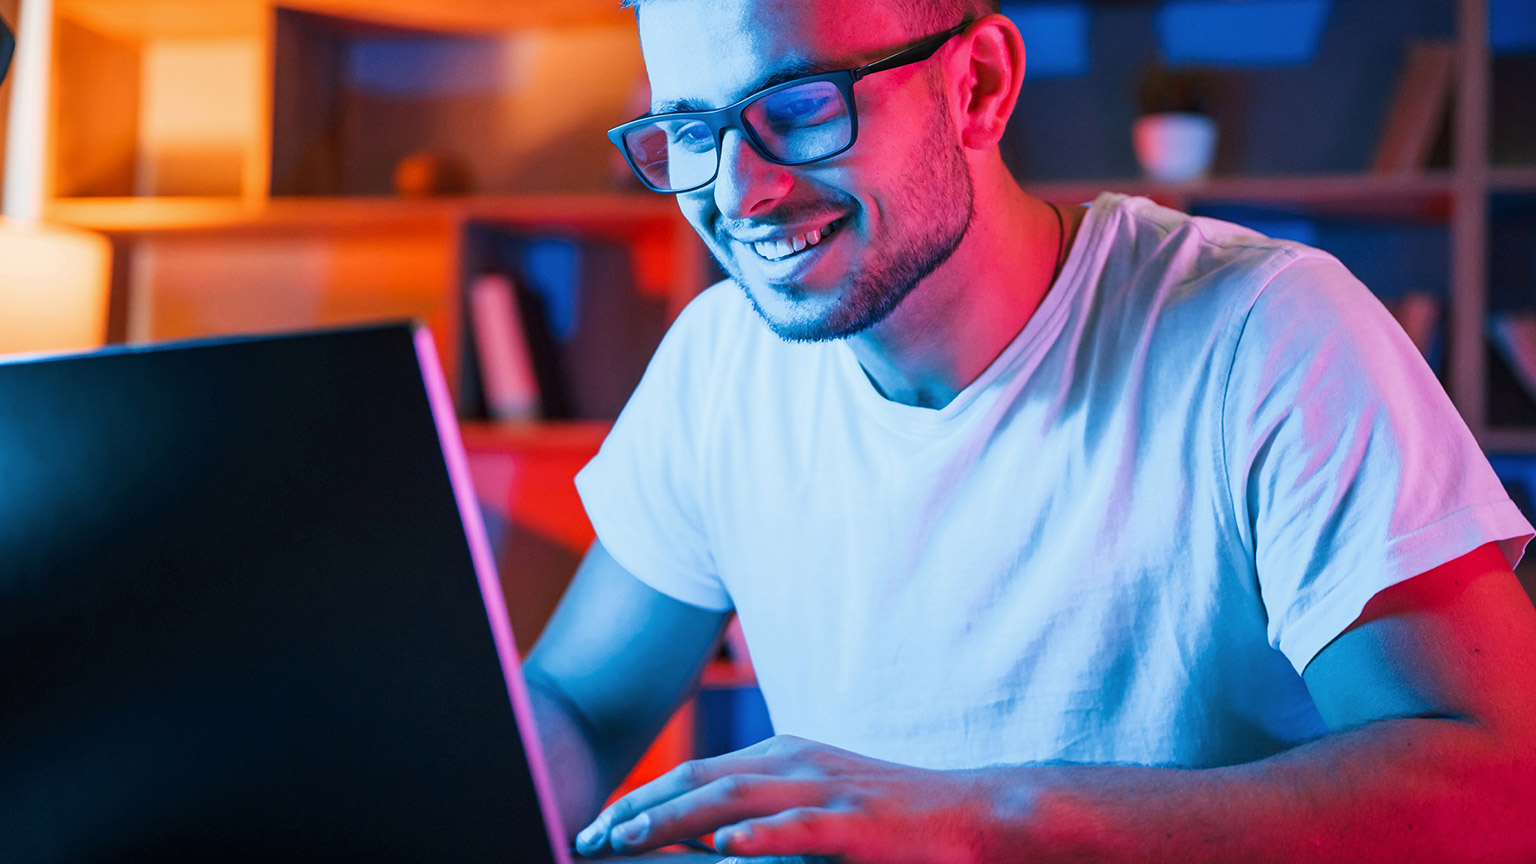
[1133,63,1218,182]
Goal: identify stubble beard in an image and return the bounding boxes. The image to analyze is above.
[719,111,976,344]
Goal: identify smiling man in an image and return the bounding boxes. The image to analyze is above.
[520,0,1536,861]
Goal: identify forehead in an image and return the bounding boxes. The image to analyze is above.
[637,0,911,110]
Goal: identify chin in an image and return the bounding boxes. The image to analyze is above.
[738,278,887,344]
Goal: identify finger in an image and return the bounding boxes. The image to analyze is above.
[576,758,724,852]
[606,775,827,855]
[714,807,847,861]
[575,750,798,853]
[719,858,836,864]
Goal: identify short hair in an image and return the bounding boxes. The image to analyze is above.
[883,0,1001,32]
[620,0,1000,34]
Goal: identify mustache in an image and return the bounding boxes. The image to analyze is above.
[715,200,854,239]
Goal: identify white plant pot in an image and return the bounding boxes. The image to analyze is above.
[1132,112,1218,183]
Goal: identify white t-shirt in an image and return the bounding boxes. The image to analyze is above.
[575,193,1532,771]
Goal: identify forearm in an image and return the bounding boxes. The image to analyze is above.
[981,717,1536,863]
[523,669,618,839]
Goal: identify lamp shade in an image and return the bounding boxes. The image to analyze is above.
[0,219,111,353]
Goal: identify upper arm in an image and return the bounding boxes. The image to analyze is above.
[1302,542,1536,745]
[523,539,731,772]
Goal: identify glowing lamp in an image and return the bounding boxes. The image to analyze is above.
[0,219,111,352]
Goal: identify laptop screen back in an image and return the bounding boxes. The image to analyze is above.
[0,325,561,864]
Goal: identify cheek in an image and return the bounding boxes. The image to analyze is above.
[678,197,720,240]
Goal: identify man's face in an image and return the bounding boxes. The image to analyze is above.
[638,0,975,343]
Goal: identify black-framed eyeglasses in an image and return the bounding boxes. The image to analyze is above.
[608,20,972,194]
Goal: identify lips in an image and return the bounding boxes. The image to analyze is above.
[744,217,843,262]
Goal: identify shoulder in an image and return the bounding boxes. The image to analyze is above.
[1091,193,1323,292]
[1089,194,1377,333]
[1073,193,1353,346]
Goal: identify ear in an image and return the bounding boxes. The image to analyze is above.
[947,14,1026,152]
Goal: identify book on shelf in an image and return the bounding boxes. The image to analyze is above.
[1372,40,1457,174]
[464,232,671,422]
[1489,312,1536,403]
[469,272,543,421]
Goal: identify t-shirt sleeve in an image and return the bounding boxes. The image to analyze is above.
[1222,251,1532,674]
[573,288,732,612]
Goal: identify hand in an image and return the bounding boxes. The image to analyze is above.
[572,735,993,864]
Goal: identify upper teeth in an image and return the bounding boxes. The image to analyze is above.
[751,219,838,261]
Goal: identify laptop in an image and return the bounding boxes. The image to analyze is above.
[0,323,713,863]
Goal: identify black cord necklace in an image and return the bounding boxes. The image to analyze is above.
[1046,201,1066,284]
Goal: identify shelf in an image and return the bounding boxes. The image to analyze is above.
[59,0,267,40]
[45,193,686,236]
[282,0,636,31]
[1479,428,1536,454]
[459,420,612,455]
[58,0,635,39]
[1491,166,1536,194]
[1027,172,1456,220]
[46,197,445,234]
[460,194,689,234]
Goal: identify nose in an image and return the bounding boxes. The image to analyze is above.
[712,128,793,221]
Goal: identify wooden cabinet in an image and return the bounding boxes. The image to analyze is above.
[41,0,706,397]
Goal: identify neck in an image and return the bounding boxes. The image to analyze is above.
[847,156,1078,409]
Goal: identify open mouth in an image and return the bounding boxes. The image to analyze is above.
[749,217,844,262]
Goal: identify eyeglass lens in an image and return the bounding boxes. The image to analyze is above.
[622,80,853,192]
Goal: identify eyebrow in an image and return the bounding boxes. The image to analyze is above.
[648,57,843,116]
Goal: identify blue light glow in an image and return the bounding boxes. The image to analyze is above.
[1237,217,1319,247]
[1156,0,1332,67]
[347,36,508,97]
[1002,3,1091,79]
[1492,0,1536,54]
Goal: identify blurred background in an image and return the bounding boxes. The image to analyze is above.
[1,0,1534,772]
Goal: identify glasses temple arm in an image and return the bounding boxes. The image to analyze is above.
[849,20,972,82]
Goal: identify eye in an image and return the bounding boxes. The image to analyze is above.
[665,120,714,152]
[753,82,844,131]
[764,94,833,125]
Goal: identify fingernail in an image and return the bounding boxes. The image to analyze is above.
[575,824,600,848]
[612,813,649,845]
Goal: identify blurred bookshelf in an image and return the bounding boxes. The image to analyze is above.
[1009,0,1536,471]
[1028,171,1456,221]
[40,0,707,414]
[35,0,1535,459]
